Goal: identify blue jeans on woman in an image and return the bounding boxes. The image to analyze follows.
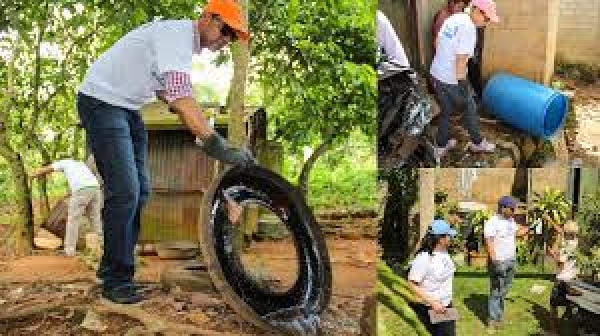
[488,259,516,323]
[76,93,149,291]
[432,78,483,147]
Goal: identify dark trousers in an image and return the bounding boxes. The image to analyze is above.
[432,78,483,147]
[411,302,456,336]
[76,93,149,290]
[467,57,483,100]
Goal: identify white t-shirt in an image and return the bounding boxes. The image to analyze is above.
[51,159,100,192]
[430,13,476,84]
[484,214,518,261]
[79,20,195,110]
[408,251,456,307]
[376,10,410,66]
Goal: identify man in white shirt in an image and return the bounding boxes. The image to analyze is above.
[484,196,528,330]
[376,10,410,66]
[30,158,102,257]
[77,0,254,304]
[430,0,499,160]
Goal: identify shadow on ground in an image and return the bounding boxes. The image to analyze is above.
[462,293,488,325]
[455,271,554,280]
[517,296,553,335]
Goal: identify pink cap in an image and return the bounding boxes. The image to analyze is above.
[471,0,500,23]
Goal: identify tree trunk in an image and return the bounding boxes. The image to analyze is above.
[0,41,35,254]
[0,146,34,255]
[379,169,419,268]
[414,168,435,254]
[511,167,529,201]
[227,0,250,251]
[28,16,51,221]
[227,0,249,147]
[29,140,52,221]
[71,125,83,160]
[298,139,333,195]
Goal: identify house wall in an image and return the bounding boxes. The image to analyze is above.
[435,168,569,209]
[556,0,600,65]
[381,0,563,84]
[482,0,560,84]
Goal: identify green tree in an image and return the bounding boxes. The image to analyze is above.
[0,0,199,253]
[249,0,376,194]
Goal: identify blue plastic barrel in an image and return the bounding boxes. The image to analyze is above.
[482,73,568,139]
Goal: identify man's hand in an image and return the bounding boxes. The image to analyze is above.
[196,133,256,167]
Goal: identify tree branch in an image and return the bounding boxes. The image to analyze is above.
[298,137,334,194]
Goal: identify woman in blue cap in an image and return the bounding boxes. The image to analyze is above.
[408,219,458,335]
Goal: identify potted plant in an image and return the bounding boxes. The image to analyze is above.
[465,209,491,267]
[529,188,571,256]
[529,188,571,227]
[470,246,489,268]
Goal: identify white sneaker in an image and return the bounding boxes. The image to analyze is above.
[468,139,496,153]
[434,139,457,160]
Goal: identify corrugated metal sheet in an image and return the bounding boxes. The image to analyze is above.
[141,130,216,242]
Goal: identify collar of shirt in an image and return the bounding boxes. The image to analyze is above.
[193,20,202,54]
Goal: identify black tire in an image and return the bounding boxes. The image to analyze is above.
[200,166,332,335]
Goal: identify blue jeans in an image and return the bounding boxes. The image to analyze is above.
[432,78,483,147]
[488,259,516,322]
[76,93,149,290]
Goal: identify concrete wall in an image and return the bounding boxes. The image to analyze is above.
[483,0,560,84]
[435,168,569,209]
[380,0,600,80]
[435,169,516,208]
[556,0,600,65]
[530,168,570,195]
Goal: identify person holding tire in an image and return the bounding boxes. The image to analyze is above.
[77,0,255,304]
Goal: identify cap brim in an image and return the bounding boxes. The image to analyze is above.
[223,18,250,41]
[448,229,458,237]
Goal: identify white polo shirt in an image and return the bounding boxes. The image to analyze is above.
[430,13,476,84]
[79,20,195,110]
[51,159,100,192]
[484,214,518,261]
[408,251,456,307]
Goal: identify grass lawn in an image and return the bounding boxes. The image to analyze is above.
[378,264,579,335]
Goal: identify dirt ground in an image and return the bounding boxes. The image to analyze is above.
[561,77,600,165]
[381,75,600,168]
[0,237,375,335]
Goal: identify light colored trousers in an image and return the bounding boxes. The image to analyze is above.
[64,186,103,255]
